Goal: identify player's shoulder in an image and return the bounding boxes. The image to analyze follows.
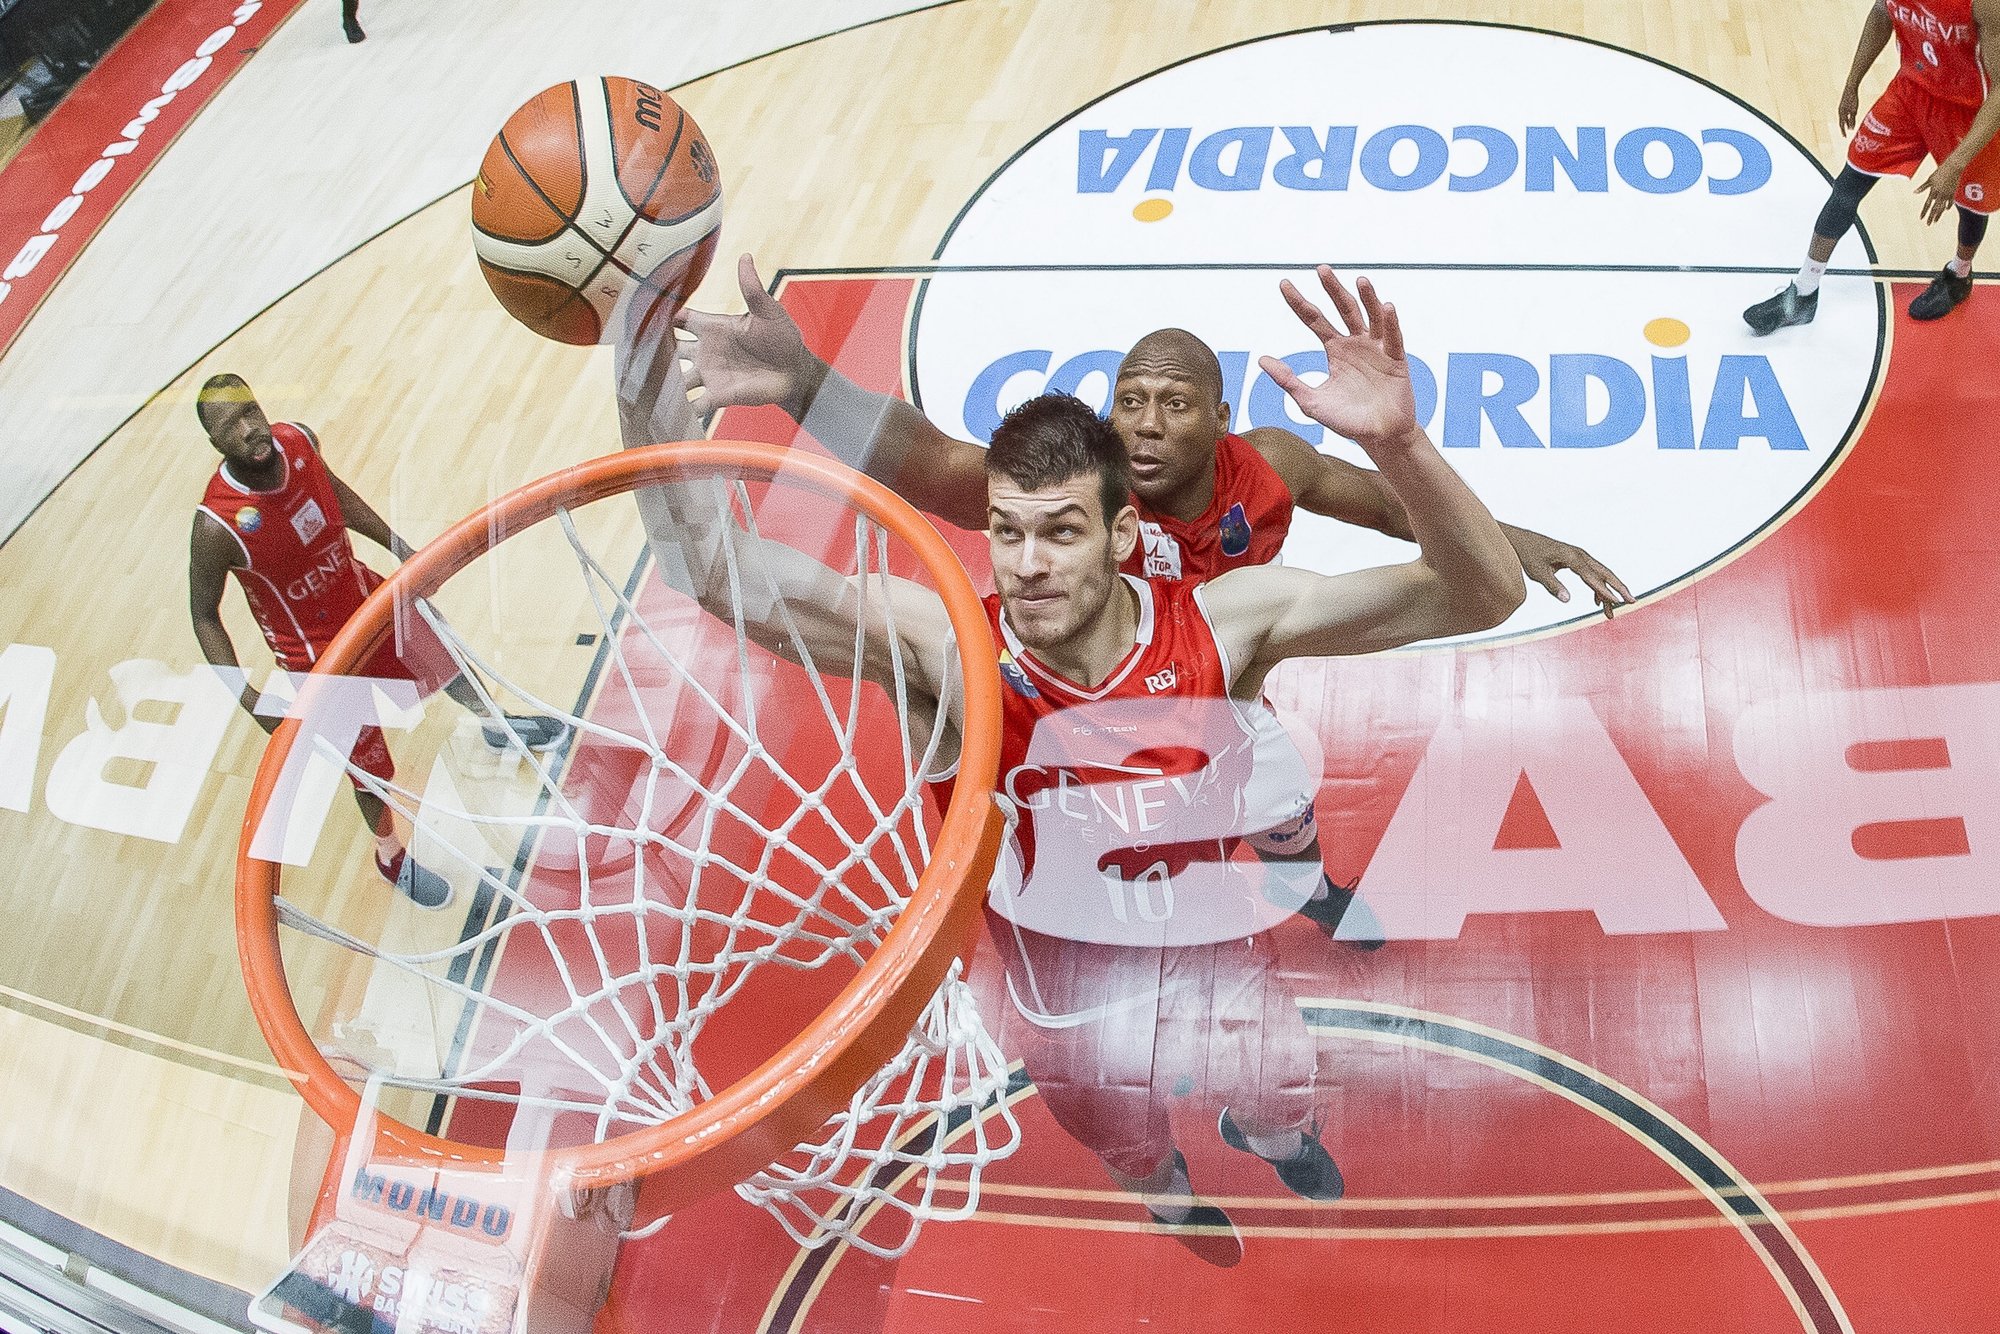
[1235,426,1314,490]
[272,421,321,452]
[189,505,245,563]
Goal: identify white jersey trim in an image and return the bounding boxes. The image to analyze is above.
[195,505,253,567]
[998,575,1157,703]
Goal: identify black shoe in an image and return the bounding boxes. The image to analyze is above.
[1296,876,1385,950]
[1140,1151,1243,1267]
[378,848,452,910]
[1909,265,1974,321]
[1743,282,1817,335]
[1218,1108,1344,1202]
[482,714,571,753]
[343,18,365,42]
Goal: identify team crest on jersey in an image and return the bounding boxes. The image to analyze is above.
[234,505,262,534]
[999,649,1041,699]
[290,498,328,544]
[1218,503,1252,558]
[1139,521,1183,580]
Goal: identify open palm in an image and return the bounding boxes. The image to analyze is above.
[1260,267,1418,450]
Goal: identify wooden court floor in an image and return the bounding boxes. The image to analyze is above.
[0,0,1994,1326]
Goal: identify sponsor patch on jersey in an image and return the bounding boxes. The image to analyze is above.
[999,649,1041,699]
[1218,502,1252,558]
[1139,521,1183,580]
[235,505,262,534]
[290,498,328,545]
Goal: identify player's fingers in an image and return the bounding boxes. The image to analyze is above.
[1356,277,1389,337]
[1258,354,1308,398]
[1380,300,1406,362]
[1316,265,1365,336]
[1583,561,1634,604]
[1278,280,1341,343]
[740,254,784,316]
[1528,566,1570,601]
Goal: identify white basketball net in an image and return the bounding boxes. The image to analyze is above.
[269,469,1018,1259]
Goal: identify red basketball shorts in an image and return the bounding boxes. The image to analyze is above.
[284,567,462,790]
[984,912,1319,1180]
[1848,75,2000,214]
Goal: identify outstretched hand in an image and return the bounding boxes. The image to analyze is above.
[673,254,823,420]
[1503,524,1634,617]
[1260,267,1420,452]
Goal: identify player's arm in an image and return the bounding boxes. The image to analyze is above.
[1250,421,1633,613]
[189,513,271,727]
[1207,270,1522,686]
[617,317,962,710]
[323,467,414,561]
[1838,2,1895,135]
[637,475,960,706]
[674,254,992,531]
[295,427,416,560]
[1920,0,2000,221]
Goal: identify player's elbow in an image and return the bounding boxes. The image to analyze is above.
[1440,564,1526,634]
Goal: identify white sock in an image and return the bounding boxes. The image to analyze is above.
[1949,256,1973,278]
[1241,1125,1306,1160]
[1795,259,1828,296]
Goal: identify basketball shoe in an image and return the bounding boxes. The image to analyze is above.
[1297,876,1385,949]
[1743,282,1817,335]
[1218,1108,1344,1202]
[481,714,572,753]
[1909,265,1974,321]
[1138,1150,1243,1267]
[378,847,452,910]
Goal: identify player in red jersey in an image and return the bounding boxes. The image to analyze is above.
[188,374,566,908]
[630,267,1525,1258]
[1747,0,2000,330]
[672,256,1630,946]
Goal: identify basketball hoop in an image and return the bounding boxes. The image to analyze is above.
[236,441,1014,1298]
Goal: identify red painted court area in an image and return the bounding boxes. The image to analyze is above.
[477,276,2000,1332]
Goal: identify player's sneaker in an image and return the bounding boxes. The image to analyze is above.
[378,847,452,910]
[1297,876,1385,950]
[1742,282,1817,335]
[1909,266,1974,321]
[1218,1108,1344,1202]
[1140,1150,1243,1268]
[343,17,365,41]
[481,714,571,753]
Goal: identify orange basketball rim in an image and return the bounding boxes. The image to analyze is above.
[235,440,1007,1210]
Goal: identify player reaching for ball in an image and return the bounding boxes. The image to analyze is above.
[188,375,569,909]
[665,254,1631,946]
[623,267,1525,1259]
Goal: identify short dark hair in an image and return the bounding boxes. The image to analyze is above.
[984,393,1131,528]
[196,373,252,432]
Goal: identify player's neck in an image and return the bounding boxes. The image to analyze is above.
[1036,577,1142,688]
[224,455,286,492]
[1154,452,1219,524]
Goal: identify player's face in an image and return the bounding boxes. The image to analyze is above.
[988,475,1138,653]
[1108,369,1230,512]
[204,397,276,469]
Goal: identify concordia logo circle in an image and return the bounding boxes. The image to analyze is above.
[914,21,1885,641]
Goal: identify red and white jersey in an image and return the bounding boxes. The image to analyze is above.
[980,575,1317,947]
[1124,432,1293,583]
[197,422,379,669]
[1886,0,1989,108]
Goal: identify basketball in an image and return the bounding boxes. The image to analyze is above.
[471,77,723,346]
